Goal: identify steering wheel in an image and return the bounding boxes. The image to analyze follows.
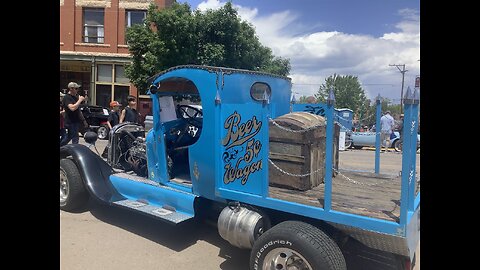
[177,105,203,128]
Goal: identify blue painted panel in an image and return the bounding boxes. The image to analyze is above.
[145,129,160,182]
[293,103,327,117]
[219,105,267,196]
[335,108,353,131]
[414,193,420,210]
[375,101,382,173]
[109,175,197,216]
[324,103,335,211]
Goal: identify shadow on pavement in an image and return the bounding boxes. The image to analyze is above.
[87,199,250,270]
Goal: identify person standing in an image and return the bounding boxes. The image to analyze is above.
[100,100,122,158]
[120,95,141,124]
[60,92,67,143]
[60,82,86,146]
[380,110,395,152]
[107,101,122,129]
[398,114,404,136]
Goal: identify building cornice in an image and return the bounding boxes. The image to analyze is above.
[119,0,154,10]
[75,0,112,8]
[60,50,132,62]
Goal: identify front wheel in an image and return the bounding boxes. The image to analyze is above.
[344,140,352,149]
[60,158,89,211]
[250,221,346,270]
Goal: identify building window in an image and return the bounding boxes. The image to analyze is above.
[126,10,146,28]
[97,64,112,82]
[115,65,130,84]
[95,64,131,108]
[83,9,104,43]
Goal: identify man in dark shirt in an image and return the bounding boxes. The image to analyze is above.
[60,92,66,143]
[120,95,141,124]
[60,82,86,146]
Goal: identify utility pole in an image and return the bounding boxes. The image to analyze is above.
[389,64,408,114]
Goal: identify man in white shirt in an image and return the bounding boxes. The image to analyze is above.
[380,111,395,152]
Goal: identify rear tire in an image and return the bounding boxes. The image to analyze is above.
[60,158,89,211]
[250,220,346,270]
[393,140,403,152]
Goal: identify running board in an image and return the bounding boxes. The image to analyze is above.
[113,199,193,224]
[109,173,197,224]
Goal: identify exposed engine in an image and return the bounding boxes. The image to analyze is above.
[107,123,148,177]
[126,138,148,177]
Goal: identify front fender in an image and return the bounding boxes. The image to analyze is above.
[60,144,125,203]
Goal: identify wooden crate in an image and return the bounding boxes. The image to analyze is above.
[269,112,339,191]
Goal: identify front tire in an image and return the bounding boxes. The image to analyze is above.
[60,158,89,211]
[344,140,352,149]
[250,221,346,270]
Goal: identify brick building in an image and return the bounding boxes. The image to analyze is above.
[60,0,173,108]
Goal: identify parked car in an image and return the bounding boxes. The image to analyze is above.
[79,105,110,140]
[349,131,420,152]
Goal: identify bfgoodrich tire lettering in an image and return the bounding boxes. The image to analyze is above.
[60,158,89,211]
[250,220,346,270]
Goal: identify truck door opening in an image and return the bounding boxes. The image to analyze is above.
[156,78,203,187]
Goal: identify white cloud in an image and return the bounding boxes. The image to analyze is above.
[197,0,223,11]
[194,1,420,102]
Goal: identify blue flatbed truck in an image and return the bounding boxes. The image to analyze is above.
[60,65,420,270]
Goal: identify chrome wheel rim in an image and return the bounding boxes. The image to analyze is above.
[60,169,69,204]
[263,247,313,270]
[97,127,108,139]
[395,142,403,152]
[344,140,352,149]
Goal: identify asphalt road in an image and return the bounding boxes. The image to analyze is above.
[60,138,420,270]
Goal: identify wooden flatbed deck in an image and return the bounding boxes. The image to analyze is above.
[269,171,419,223]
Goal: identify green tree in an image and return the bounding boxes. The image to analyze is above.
[125,2,290,94]
[314,74,368,117]
[356,98,402,128]
[379,98,402,117]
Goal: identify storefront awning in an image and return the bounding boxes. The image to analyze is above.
[60,51,133,63]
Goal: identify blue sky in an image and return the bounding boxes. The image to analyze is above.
[178,0,420,102]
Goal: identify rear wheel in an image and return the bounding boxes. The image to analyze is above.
[60,158,89,211]
[393,140,403,152]
[250,221,346,270]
